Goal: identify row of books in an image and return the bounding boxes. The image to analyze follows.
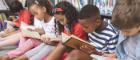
[93,0,116,16]
[14,0,116,17]
[54,0,88,10]
[53,0,116,16]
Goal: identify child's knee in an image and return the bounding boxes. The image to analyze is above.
[67,50,92,60]
[66,50,83,60]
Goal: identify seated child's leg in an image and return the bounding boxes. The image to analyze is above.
[46,43,66,60]
[7,39,41,58]
[13,43,45,60]
[65,50,92,60]
[13,55,28,60]
[24,43,45,58]
[0,32,21,48]
[30,45,55,60]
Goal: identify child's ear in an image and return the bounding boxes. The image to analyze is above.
[96,19,101,26]
[138,26,140,30]
[64,16,67,21]
[42,7,46,13]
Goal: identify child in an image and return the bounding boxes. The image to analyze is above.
[0,0,32,50]
[105,0,140,60]
[13,0,58,60]
[64,5,119,60]
[1,0,32,36]
[8,0,31,28]
[0,0,55,59]
[46,1,87,60]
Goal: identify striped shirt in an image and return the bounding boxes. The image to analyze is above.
[89,20,119,53]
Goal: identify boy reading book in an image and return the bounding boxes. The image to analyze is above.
[65,5,119,60]
[105,0,140,60]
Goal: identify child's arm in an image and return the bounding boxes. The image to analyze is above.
[1,27,17,38]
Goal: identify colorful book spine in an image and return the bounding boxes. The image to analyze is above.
[54,0,88,10]
[93,0,116,16]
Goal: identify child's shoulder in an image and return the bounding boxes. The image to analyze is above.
[133,33,140,40]
[73,22,83,29]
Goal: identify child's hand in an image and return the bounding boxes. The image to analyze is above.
[105,57,118,60]
[40,35,59,45]
[4,27,15,33]
[103,53,116,57]
[34,28,45,34]
[27,28,34,31]
[40,34,46,41]
[9,16,18,22]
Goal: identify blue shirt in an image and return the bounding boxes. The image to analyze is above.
[116,32,140,60]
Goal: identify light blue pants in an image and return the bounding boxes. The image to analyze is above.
[25,43,55,60]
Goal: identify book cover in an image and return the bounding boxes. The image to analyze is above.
[62,33,102,55]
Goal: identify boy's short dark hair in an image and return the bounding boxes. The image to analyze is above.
[112,0,140,29]
[10,0,23,13]
[79,5,101,20]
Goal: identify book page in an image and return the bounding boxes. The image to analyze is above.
[90,54,106,60]
[22,29,41,39]
[45,33,62,41]
[20,22,35,30]
[61,33,71,43]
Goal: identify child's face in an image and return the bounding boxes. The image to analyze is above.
[54,14,67,25]
[29,4,45,20]
[121,26,140,36]
[79,18,101,33]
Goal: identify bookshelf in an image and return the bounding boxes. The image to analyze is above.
[53,0,88,10]
[92,0,116,19]
[49,0,116,19]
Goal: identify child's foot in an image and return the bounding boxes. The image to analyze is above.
[13,55,28,60]
[1,55,11,60]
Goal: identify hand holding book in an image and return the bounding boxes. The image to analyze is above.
[40,34,61,45]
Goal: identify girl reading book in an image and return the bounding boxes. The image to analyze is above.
[46,1,88,60]
[0,0,57,60]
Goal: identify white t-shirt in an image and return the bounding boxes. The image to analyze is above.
[42,17,56,36]
[34,17,44,28]
[34,17,57,36]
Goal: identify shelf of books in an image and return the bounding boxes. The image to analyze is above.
[92,0,116,19]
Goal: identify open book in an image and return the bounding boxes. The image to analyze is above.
[20,22,36,30]
[22,29,61,41]
[45,33,62,41]
[22,29,41,39]
[62,33,102,55]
